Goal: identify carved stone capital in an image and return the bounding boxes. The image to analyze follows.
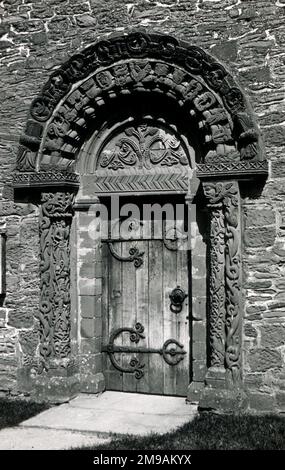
[202,180,238,206]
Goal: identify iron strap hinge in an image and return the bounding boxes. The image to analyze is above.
[101,322,186,379]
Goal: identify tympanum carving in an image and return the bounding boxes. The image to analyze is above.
[97,123,188,171]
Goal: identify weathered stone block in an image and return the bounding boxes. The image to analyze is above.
[246,280,272,290]
[79,372,105,394]
[192,297,206,321]
[260,325,285,348]
[192,321,206,343]
[81,337,102,355]
[248,348,282,372]
[31,31,48,45]
[276,391,285,409]
[248,392,276,411]
[76,14,98,27]
[244,227,276,248]
[192,255,206,278]
[263,125,285,148]
[192,341,206,360]
[8,309,33,329]
[0,308,7,328]
[211,41,237,62]
[192,359,207,382]
[80,295,95,319]
[81,319,95,338]
[78,278,102,296]
[19,328,39,366]
[79,262,95,279]
[0,202,36,217]
[191,277,206,297]
[240,66,271,85]
[244,324,258,338]
[246,305,266,314]
[271,158,285,178]
[244,373,264,389]
[79,353,102,375]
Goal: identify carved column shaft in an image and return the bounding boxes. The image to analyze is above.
[203,181,242,387]
[38,191,74,372]
[208,203,226,368]
[224,182,242,386]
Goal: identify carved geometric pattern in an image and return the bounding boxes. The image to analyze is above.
[94,171,189,193]
[197,160,268,179]
[13,171,80,189]
[16,30,263,178]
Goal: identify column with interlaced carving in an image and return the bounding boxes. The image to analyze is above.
[203,182,226,384]
[38,191,75,373]
[202,180,243,390]
[223,181,243,387]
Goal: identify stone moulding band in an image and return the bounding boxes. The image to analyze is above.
[12,160,268,192]
[13,171,80,189]
[196,160,268,180]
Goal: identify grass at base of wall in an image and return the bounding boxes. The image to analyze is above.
[74,413,285,451]
[0,398,284,450]
[0,397,50,430]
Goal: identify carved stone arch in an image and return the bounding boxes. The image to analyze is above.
[12,30,268,409]
[14,30,267,182]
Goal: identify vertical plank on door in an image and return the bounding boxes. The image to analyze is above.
[122,241,137,393]
[148,239,164,395]
[135,240,149,394]
[101,242,109,389]
[176,247,190,396]
[107,241,123,390]
[162,242,177,395]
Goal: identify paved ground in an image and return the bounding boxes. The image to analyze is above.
[0,391,197,450]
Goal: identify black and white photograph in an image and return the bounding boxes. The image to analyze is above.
[0,0,284,460]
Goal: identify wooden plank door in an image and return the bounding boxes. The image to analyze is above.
[102,225,190,396]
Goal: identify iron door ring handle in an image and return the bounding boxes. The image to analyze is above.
[169,286,188,313]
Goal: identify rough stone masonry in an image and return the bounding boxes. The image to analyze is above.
[0,0,285,413]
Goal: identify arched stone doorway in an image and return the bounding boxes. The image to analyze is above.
[13,30,268,408]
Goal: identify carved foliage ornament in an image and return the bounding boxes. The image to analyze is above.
[38,192,74,372]
[208,205,226,368]
[203,181,242,384]
[98,124,189,171]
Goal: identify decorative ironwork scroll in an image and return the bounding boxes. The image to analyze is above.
[203,181,242,385]
[107,242,144,268]
[38,191,74,372]
[102,322,186,379]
